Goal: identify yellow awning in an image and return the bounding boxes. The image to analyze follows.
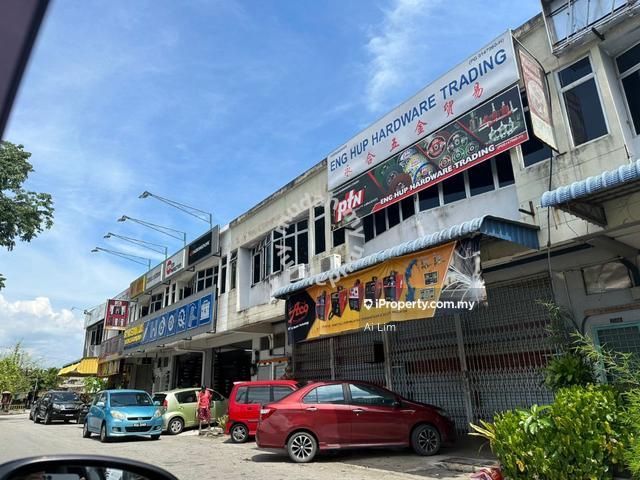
[57,357,98,377]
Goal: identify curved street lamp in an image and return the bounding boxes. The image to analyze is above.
[139,191,213,229]
[117,215,187,246]
[104,232,168,259]
[91,246,151,270]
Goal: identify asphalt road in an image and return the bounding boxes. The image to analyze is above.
[0,414,469,480]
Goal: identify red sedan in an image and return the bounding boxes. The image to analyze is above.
[256,380,455,463]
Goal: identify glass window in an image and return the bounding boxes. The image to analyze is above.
[617,43,640,75]
[348,384,396,406]
[282,219,309,266]
[246,386,271,404]
[220,256,227,294]
[110,392,152,407]
[175,390,197,404]
[235,386,247,403]
[558,58,607,146]
[386,202,400,228]
[52,392,79,402]
[314,206,326,255]
[401,196,415,219]
[196,267,213,292]
[495,153,515,186]
[259,336,270,351]
[297,231,309,265]
[230,251,237,290]
[363,215,374,242]
[374,210,386,235]
[272,231,283,273]
[252,249,261,286]
[272,386,294,401]
[152,394,166,406]
[621,73,640,134]
[468,161,495,196]
[442,174,466,204]
[583,261,632,294]
[418,185,440,210]
[303,384,345,404]
[521,109,552,167]
[150,294,163,314]
[333,227,345,247]
[273,332,286,348]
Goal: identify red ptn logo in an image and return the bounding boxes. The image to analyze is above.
[334,189,364,223]
[288,301,309,325]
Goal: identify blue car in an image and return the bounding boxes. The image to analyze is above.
[83,389,163,442]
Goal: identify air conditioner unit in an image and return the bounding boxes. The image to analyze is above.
[320,254,341,273]
[289,264,307,282]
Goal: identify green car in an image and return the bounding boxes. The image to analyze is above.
[152,388,228,435]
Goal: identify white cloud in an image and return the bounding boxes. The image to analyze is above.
[0,294,84,367]
[365,0,442,112]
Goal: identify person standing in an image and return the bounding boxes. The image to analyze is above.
[196,385,212,433]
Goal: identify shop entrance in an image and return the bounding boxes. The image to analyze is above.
[173,352,203,388]
[214,342,252,397]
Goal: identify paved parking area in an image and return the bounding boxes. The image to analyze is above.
[0,414,489,479]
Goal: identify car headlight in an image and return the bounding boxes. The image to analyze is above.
[153,409,162,419]
[52,403,62,410]
[111,410,127,420]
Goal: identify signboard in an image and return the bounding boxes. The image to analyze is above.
[187,226,220,266]
[124,292,215,350]
[327,31,519,191]
[518,48,557,151]
[97,359,121,377]
[332,85,528,228]
[104,299,130,330]
[286,239,485,343]
[145,264,163,290]
[129,275,146,299]
[164,249,185,280]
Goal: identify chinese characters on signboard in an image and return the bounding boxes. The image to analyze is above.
[104,299,129,330]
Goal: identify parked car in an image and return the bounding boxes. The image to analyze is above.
[152,387,228,435]
[28,398,40,421]
[256,380,456,463]
[77,401,91,424]
[83,389,163,442]
[225,380,300,443]
[32,391,83,424]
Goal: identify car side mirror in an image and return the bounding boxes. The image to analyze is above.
[0,454,178,480]
[95,401,105,408]
[392,400,402,408]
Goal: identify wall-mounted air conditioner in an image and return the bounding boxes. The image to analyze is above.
[289,264,307,282]
[320,254,341,273]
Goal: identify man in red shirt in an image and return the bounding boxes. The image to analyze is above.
[197,385,212,433]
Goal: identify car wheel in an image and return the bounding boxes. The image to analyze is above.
[230,423,249,443]
[44,411,51,425]
[151,434,161,440]
[100,423,109,443]
[34,412,41,424]
[411,424,441,456]
[168,417,184,435]
[82,422,91,438]
[29,410,33,421]
[287,431,318,463]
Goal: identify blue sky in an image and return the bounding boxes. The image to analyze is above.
[0,0,542,366]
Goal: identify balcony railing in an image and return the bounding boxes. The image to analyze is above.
[99,335,124,359]
[84,344,100,357]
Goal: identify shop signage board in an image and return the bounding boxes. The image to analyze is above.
[124,292,215,350]
[104,299,130,330]
[145,264,163,290]
[129,275,146,299]
[332,85,528,228]
[327,31,520,191]
[187,226,220,266]
[286,239,485,344]
[163,249,185,280]
[518,48,557,150]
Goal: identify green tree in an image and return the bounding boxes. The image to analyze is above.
[0,141,54,289]
[27,367,60,392]
[83,376,107,394]
[0,343,35,394]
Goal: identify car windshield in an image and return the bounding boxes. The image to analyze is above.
[110,393,153,407]
[51,392,79,402]
[152,394,166,405]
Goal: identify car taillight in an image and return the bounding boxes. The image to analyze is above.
[260,407,275,420]
[162,399,168,408]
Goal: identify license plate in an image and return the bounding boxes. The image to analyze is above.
[133,423,148,427]
[65,414,75,417]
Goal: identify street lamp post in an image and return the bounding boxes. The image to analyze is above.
[91,247,152,270]
[117,215,187,246]
[139,191,213,229]
[104,232,168,259]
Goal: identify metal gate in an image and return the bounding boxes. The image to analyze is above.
[293,274,556,432]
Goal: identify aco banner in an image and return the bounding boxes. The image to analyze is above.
[105,299,129,330]
[286,239,485,344]
[332,85,528,228]
[129,275,146,299]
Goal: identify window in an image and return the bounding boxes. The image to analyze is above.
[558,57,607,146]
[363,215,374,242]
[196,267,213,292]
[220,255,227,294]
[333,227,345,247]
[386,202,401,228]
[272,231,283,273]
[278,219,308,267]
[418,185,440,211]
[303,384,345,404]
[273,332,286,349]
[259,336,270,351]
[495,153,515,187]
[348,383,396,406]
[163,285,170,308]
[314,206,326,255]
[150,293,163,314]
[400,196,415,219]
[235,386,247,403]
[467,160,495,196]
[246,386,270,404]
[175,390,197,404]
[583,261,632,294]
[213,266,219,292]
[521,94,552,166]
[230,250,237,290]
[442,173,466,204]
[272,386,294,401]
[617,43,640,135]
[548,0,627,44]
[171,283,177,304]
[252,236,272,284]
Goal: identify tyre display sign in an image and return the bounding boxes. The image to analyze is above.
[332,85,528,228]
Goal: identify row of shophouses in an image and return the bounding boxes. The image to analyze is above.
[65,2,640,432]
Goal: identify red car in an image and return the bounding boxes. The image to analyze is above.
[225,380,300,443]
[256,381,455,463]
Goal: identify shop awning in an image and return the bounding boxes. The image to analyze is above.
[57,357,98,377]
[541,159,640,227]
[273,215,539,298]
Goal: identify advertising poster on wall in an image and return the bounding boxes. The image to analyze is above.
[104,299,130,330]
[129,275,146,299]
[286,239,485,344]
[145,264,163,290]
[164,249,185,280]
[332,85,528,228]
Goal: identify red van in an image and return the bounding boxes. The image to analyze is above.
[226,380,300,443]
